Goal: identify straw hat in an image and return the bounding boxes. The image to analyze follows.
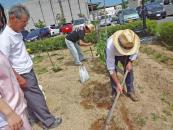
[113,29,140,55]
[85,24,95,32]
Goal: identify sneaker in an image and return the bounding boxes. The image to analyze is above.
[43,117,62,130]
[127,92,139,102]
[80,58,87,62]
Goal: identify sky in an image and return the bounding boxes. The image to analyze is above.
[1,0,121,9]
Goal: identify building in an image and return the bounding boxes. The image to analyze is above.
[20,0,89,30]
[128,0,142,8]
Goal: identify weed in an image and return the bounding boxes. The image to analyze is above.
[33,55,43,64]
[162,109,172,117]
[37,67,48,75]
[140,45,172,64]
[151,113,159,121]
[134,114,147,127]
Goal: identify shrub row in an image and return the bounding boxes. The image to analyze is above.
[158,22,173,47]
[27,20,173,55]
[26,35,66,54]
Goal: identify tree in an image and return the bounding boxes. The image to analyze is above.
[59,17,66,25]
[34,19,45,28]
[78,13,85,18]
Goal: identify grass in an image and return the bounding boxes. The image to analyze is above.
[140,46,171,64]
[160,92,170,105]
[36,67,48,75]
[162,109,172,117]
[134,114,147,127]
[33,55,44,64]
[151,113,159,121]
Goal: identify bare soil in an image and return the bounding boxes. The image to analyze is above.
[32,44,173,130]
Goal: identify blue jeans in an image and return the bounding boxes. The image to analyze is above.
[110,56,134,95]
[65,38,85,64]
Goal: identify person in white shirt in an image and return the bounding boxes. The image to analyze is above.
[0,5,62,129]
[106,29,140,101]
[0,3,31,130]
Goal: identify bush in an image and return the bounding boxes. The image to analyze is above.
[158,22,173,46]
[146,20,158,36]
[26,35,66,54]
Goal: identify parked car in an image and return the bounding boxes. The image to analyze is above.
[21,30,29,41]
[25,27,50,42]
[144,2,166,19]
[47,24,60,36]
[117,8,140,24]
[72,18,86,30]
[60,23,73,34]
[99,15,112,27]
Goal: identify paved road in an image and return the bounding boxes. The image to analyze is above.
[157,16,173,23]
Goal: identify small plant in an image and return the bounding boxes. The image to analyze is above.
[134,114,147,127]
[151,113,159,121]
[33,55,44,64]
[37,67,48,75]
[162,109,172,117]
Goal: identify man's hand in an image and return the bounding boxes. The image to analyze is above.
[116,83,123,93]
[17,75,26,89]
[126,61,132,72]
[7,111,23,130]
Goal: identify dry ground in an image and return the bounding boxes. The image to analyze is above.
[32,44,173,130]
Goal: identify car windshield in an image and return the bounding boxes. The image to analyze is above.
[73,19,85,25]
[146,3,163,10]
[123,9,137,15]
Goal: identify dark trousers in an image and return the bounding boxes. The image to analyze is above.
[110,56,134,95]
[21,69,55,127]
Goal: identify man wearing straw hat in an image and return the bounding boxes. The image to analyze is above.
[106,29,140,101]
[65,24,95,65]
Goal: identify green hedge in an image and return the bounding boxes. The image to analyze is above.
[158,22,173,47]
[26,35,66,54]
[26,20,158,54]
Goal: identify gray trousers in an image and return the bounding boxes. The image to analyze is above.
[65,38,85,64]
[110,56,134,95]
[21,69,55,127]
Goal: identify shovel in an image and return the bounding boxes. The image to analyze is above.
[104,70,128,130]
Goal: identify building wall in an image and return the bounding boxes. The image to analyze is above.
[21,0,89,30]
[128,0,142,8]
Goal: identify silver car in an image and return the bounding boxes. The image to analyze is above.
[117,8,140,24]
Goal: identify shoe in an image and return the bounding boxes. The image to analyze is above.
[43,117,62,130]
[127,92,139,102]
[80,58,87,62]
[75,62,82,66]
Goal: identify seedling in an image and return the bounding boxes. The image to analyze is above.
[46,51,62,72]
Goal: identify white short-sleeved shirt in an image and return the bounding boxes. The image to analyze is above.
[0,25,33,74]
[106,37,138,71]
[0,52,27,128]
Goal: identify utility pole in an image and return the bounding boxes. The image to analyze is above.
[49,0,57,24]
[141,0,147,32]
[38,0,46,25]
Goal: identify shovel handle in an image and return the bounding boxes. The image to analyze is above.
[104,70,128,130]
